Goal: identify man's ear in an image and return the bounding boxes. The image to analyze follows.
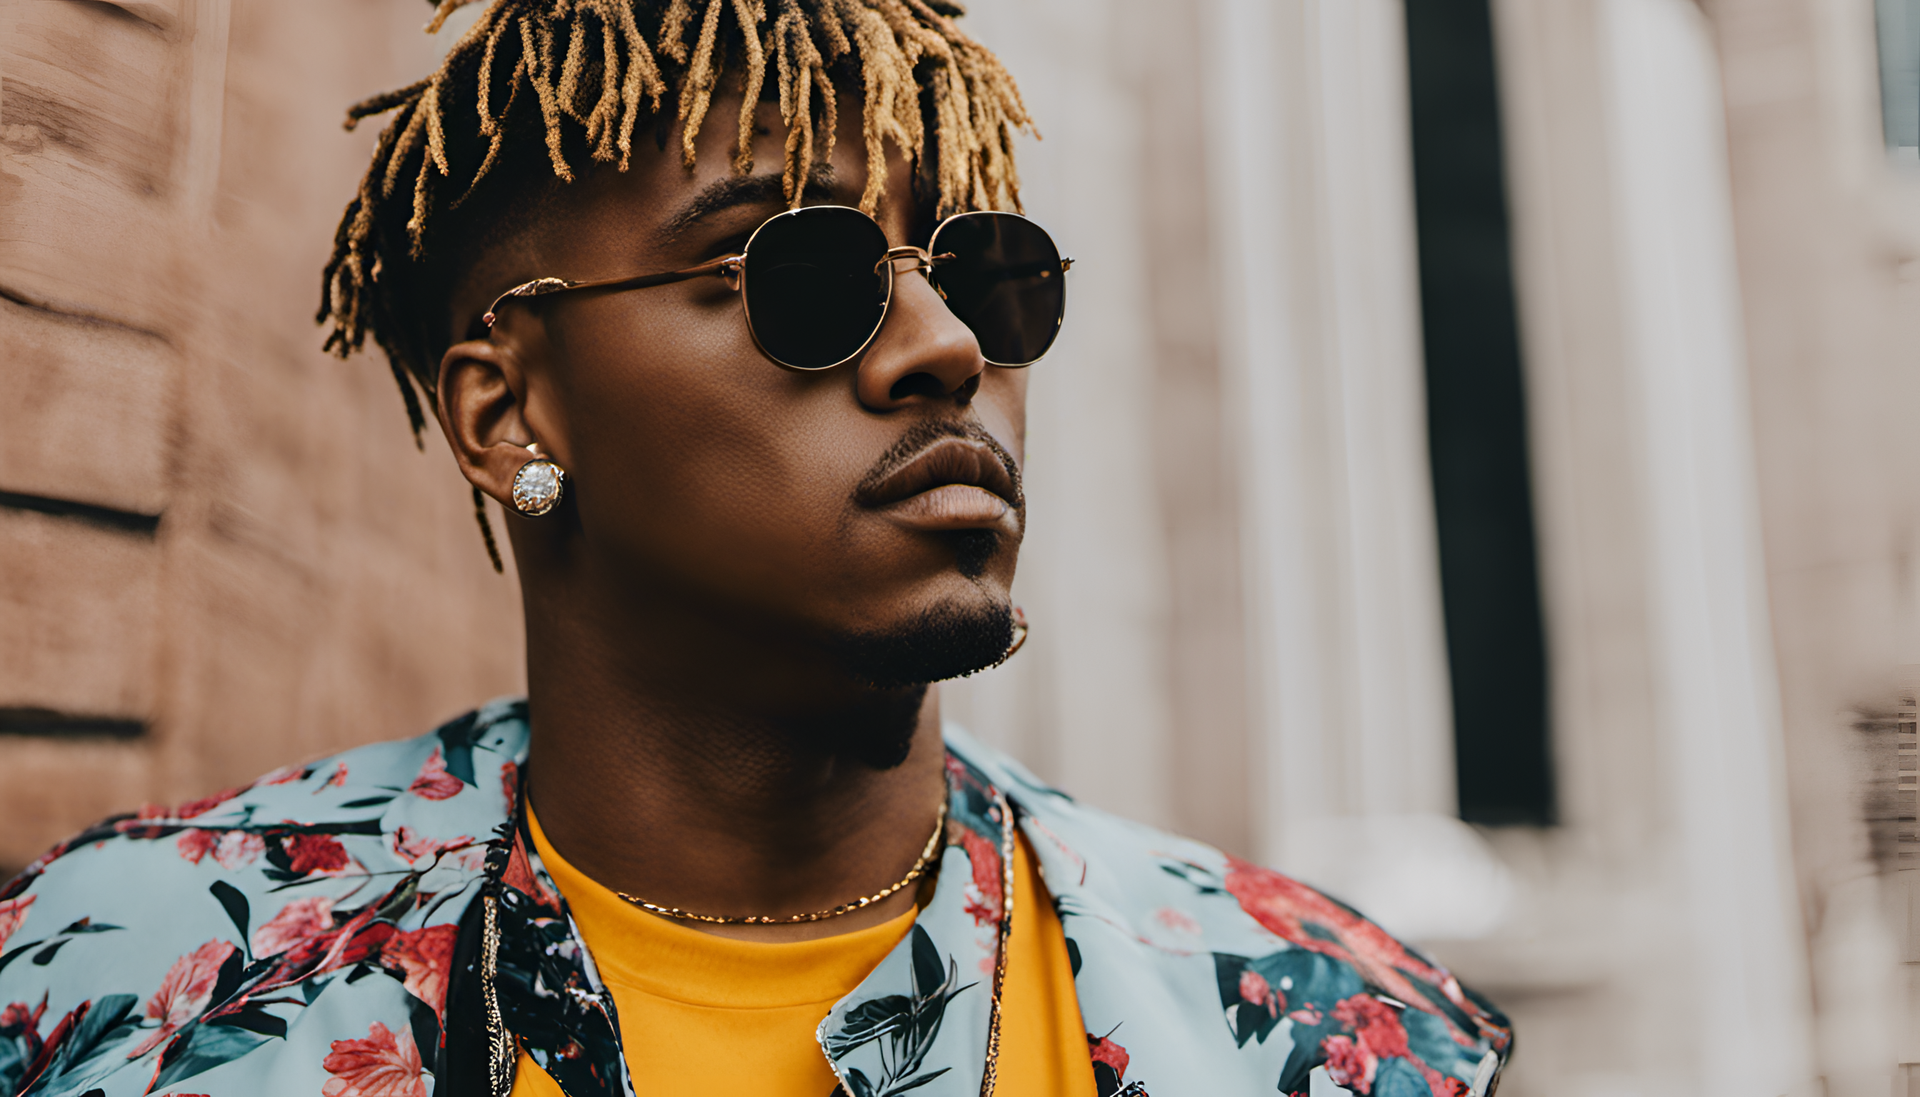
[436,336,542,506]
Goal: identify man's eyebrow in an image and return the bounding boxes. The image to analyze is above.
[655,165,850,241]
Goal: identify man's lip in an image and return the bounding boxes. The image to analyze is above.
[856,436,1021,510]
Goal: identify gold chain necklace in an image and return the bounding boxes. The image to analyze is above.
[613,801,949,925]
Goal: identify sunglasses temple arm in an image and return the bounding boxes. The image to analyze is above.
[483,255,744,328]
[578,255,743,295]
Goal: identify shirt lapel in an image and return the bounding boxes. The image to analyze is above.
[814,751,1014,1097]
[487,812,636,1097]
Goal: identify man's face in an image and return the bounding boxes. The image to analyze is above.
[443,93,1030,685]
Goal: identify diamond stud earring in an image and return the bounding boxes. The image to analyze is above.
[510,444,566,517]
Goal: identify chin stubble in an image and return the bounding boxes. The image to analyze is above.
[830,599,1015,693]
[798,599,1011,770]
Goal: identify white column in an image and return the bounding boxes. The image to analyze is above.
[1602,0,1817,1090]
[1204,0,1497,940]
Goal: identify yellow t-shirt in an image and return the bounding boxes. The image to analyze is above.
[512,808,1096,1097]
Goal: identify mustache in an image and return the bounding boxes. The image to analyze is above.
[854,418,1025,510]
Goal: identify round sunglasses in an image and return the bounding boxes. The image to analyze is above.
[483,207,1071,371]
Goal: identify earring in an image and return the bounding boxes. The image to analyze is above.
[511,444,567,517]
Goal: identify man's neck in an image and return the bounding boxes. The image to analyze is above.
[518,575,950,943]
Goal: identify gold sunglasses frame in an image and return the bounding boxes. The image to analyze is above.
[481,206,1072,371]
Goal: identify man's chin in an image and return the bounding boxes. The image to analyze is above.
[829,598,1015,691]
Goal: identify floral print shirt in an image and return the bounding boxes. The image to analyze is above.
[0,699,1511,1097]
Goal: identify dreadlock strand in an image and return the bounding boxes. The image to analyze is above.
[390,355,430,445]
[381,99,429,199]
[458,56,527,203]
[773,4,796,124]
[613,3,664,167]
[425,0,485,34]
[809,31,838,173]
[520,16,575,179]
[776,18,807,200]
[658,0,695,61]
[558,16,592,123]
[408,139,439,256]
[729,0,767,175]
[422,80,452,179]
[473,486,505,572]
[814,0,851,63]
[317,197,361,328]
[344,78,432,132]
[476,17,506,130]
[677,0,728,169]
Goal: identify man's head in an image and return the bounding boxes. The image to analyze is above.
[319,0,1042,708]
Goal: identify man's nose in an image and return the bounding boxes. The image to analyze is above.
[853,268,986,409]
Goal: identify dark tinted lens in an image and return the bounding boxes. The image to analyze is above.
[742,207,891,369]
[929,212,1065,366]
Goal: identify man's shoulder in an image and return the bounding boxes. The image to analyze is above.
[0,699,527,1097]
[3,697,529,901]
[942,722,1240,918]
[944,725,1514,1096]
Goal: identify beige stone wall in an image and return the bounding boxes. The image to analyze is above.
[0,0,525,875]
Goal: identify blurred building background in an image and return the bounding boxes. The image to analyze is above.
[3,0,1919,1091]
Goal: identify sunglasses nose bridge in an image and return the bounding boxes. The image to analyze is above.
[875,246,942,280]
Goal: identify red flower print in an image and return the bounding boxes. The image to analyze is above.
[1240,969,1280,1017]
[0,895,36,952]
[1322,1034,1378,1093]
[130,939,237,1058]
[956,827,1004,926]
[1224,856,1461,1020]
[183,833,268,876]
[285,833,351,876]
[321,1021,426,1097]
[1153,906,1201,935]
[254,764,305,787]
[214,831,265,869]
[382,925,457,1016]
[323,763,349,788]
[0,996,45,1036]
[1334,994,1410,1059]
[1328,994,1465,1095]
[501,762,519,815]
[252,897,335,958]
[1087,1033,1130,1081]
[175,830,218,865]
[330,922,397,972]
[407,749,463,801]
[392,827,473,865]
[174,787,245,820]
[274,904,396,986]
[1288,1007,1323,1026]
[500,838,558,911]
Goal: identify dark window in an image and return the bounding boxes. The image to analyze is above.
[1875,0,1920,158]
[1403,0,1555,825]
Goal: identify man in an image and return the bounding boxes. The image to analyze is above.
[0,0,1511,1094]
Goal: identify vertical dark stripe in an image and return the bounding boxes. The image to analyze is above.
[1403,0,1555,825]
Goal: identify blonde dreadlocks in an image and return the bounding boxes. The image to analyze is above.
[318,0,1033,441]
